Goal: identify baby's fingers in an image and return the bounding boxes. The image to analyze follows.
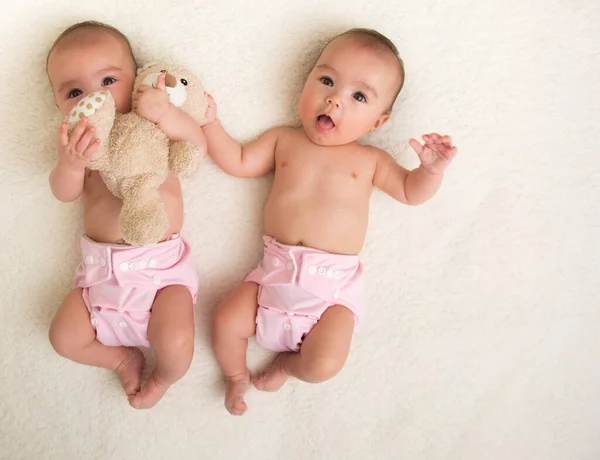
[58,122,69,147]
[69,117,89,145]
[409,138,424,155]
[82,138,101,161]
[76,126,96,154]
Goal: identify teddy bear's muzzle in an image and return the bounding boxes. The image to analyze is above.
[164,74,177,88]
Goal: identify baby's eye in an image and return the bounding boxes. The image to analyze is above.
[353,92,367,103]
[320,76,334,87]
[67,89,83,99]
[102,77,116,86]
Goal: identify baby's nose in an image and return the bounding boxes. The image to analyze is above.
[165,74,177,88]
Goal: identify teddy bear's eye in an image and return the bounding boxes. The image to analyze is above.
[160,70,167,73]
[180,79,188,86]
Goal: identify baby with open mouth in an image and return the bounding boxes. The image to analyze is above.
[201,27,458,415]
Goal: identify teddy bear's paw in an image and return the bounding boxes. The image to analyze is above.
[169,141,204,180]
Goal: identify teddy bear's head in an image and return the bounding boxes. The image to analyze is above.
[135,63,207,124]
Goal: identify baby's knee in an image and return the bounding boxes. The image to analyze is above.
[154,328,194,359]
[48,324,73,358]
[303,355,346,383]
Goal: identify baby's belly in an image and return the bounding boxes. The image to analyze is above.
[264,195,370,255]
[83,174,184,244]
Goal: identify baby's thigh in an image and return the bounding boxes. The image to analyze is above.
[301,305,355,365]
[147,285,194,348]
[213,281,259,338]
[49,288,96,350]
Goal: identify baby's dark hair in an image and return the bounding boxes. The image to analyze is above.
[46,20,136,70]
[326,28,405,112]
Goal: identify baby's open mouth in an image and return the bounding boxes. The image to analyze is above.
[316,114,335,131]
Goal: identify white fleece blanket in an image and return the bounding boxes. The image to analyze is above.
[1,1,598,459]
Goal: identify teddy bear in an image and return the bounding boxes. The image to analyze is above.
[66,63,207,245]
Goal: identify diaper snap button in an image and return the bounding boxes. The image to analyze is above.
[129,262,138,270]
[283,323,291,331]
[153,275,161,285]
[317,267,326,275]
[334,270,341,279]
[308,265,317,275]
[138,260,147,270]
[118,321,127,328]
[333,289,340,300]
[149,259,157,268]
[286,312,294,316]
[85,255,94,264]
[119,262,129,271]
[286,262,293,271]
[91,318,98,327]
[99,258,106,267]
[271,257,279,267]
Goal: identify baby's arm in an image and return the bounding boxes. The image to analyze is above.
[133,73,207,151]
[201,96,279,178]
[373,133,457,205]
[49,117,99,202]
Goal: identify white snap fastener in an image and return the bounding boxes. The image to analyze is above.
[333,289,340,300]
[272,257,279,266]
[129,262,137,270]
[283,323,291,331]
[286,312,293,316]
[118,308,125,313]
[138,260,147,269]
[119,262,129,271]
[318,267,326,275]
[118,321,127,328]
[287,262,293,271]
[99,258,106,267]
[91,318,98,327]
[149,259,157,268]
[153,275,161,285]
[308,265,317,275]
[85,255,94,264]
[327,269,334,278]
[334,270,341,279]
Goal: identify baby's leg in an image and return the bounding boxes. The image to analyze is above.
[49,288,144,396]
[211,281,259,415]
[128,285,194,409]
[254,305,354,391]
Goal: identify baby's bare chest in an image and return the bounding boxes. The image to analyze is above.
[275,142,376,190]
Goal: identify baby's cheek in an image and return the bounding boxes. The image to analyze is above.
[112,90,132,114]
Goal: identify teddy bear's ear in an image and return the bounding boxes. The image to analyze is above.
[137,62,157,75]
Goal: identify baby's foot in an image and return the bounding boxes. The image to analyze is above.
[115,347,144,396]
[128,373,169,409]
[225,372,251,416]
[253,358,290,392]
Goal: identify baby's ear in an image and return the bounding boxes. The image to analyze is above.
[370,113,390,132]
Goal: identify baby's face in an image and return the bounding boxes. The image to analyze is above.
[298,35,401,146]
[47,31,136,117]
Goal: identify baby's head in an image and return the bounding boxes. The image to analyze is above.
[299,28,405,146]
[47,21,136,117]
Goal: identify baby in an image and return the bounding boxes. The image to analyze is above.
[203,28,457,415]
[46,21,206,409]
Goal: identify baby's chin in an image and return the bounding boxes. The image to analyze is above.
[301,124,357,147]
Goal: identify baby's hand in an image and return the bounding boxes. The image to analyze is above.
[57,117,100,171]
[409,133,457,175]
[133,73,171,124]
[200,93,217,126]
